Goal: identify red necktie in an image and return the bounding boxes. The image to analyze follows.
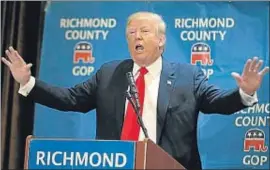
[121,67,148,140]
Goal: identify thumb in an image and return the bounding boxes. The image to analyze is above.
[231,72,242,85]
[26,63,33,69]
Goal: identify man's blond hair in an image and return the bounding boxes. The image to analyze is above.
[126,11,166,36]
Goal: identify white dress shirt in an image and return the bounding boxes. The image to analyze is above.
[124,56,162,143]
[19,57,258,144]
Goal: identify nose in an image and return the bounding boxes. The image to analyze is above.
[135,31,142,40]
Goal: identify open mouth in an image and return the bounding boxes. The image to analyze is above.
[135,44,144,52]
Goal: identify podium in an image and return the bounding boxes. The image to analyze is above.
[24,135,186,169]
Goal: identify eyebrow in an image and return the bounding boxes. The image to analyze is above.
[140,26,150,29]
[128,26,150,29]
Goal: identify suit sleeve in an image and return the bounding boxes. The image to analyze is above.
[27,68,101,113]
[194,67,248,114]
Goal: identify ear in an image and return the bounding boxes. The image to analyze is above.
[159,34,166,47]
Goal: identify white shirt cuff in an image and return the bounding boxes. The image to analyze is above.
[18,76,36,96]
[239,88,258,106]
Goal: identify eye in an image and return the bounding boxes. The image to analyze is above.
[127,29,136,35]
[142,30,149,33]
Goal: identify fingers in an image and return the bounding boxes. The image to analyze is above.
[249,56,258,72]
[259,66,270,76]
[247,56,269,76]
[14,49,26,64]
[26,63,33,69]
[1,57,12,67]
[242,59,252,76]
[5,46,25,64]
[9,46,16,56]
[246,57,269,74]
[254,59,263,72]
[5,49,16,63]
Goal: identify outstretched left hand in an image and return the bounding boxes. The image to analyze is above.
[231,57,269,96]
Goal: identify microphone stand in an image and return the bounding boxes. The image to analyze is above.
[126,91,149,139]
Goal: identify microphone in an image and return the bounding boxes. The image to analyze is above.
[126,72,149,139]
[126,72,141,110]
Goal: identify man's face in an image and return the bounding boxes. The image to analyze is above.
[126,17,164,66]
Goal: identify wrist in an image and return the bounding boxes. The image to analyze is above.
[21,78,30,86]
[241,89,255,96]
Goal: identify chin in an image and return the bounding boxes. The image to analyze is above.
[132,54,148,65]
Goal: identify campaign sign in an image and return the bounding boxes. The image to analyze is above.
[27,138,135,169]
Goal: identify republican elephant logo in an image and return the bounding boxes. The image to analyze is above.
[191,42,213,66]
[73,41,95,64]
[244,128,268,152]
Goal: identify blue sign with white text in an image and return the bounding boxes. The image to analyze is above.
[28,139,135,169]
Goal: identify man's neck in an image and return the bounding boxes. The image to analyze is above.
[133,56,162,77]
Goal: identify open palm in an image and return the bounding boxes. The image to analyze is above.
[232,57,269,96]
[1,46,32,86]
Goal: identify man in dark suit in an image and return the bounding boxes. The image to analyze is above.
[2,12,269,170]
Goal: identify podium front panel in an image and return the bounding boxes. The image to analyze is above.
[26,138,136,169]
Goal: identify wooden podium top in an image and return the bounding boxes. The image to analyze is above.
[136,139,185,169]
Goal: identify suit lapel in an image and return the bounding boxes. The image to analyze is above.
[156,59,176,143]
[113,59,133,139]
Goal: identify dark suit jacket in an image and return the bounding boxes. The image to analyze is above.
[27,59,247,170]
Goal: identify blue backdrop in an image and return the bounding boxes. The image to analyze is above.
[34,1,269,169]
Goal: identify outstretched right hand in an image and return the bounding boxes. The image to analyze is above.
[1,46,32,86]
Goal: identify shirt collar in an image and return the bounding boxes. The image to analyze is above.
[133,56,162,78]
